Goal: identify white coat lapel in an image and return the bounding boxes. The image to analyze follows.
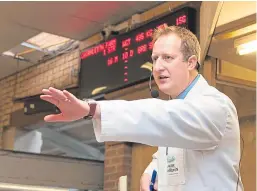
[184,75,210,100]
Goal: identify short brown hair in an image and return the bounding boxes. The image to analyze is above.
[152,24,200,66]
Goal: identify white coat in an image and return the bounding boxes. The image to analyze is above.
[92,74,243,191]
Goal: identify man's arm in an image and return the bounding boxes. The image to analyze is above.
[92,95,230,150]
[40,87,231,150]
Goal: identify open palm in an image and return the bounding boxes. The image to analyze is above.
[40,87,89,122]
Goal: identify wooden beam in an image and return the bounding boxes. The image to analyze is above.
[2,126,16,150]
[202,56,217,87]
[200,1,224,64]
[131,144,157,191]
[216,75,256,90]
[216,60,256,89]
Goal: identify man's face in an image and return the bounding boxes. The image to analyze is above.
[152,33,190,97]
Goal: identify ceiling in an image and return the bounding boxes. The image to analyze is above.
[0,1,163,80]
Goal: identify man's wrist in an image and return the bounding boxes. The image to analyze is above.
[92,103,101,120]
[83,99,97,120]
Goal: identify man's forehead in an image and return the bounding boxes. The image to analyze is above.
[152,34,182,54]
[154,33,181,45]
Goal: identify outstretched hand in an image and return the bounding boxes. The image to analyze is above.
[40,87,89,122]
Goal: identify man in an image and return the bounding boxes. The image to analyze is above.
[41,25,243,191]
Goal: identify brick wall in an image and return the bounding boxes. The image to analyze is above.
[0,49,80,149]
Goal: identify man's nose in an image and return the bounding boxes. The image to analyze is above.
[153,58,165,72]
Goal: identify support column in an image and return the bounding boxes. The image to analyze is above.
[2,126,16,150]
[104,142,132,191]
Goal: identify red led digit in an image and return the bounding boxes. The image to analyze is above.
[107,45,116,54]
[106,39,117,54]
[80,51,88,59]
[122,38,131,48]
[122,52,129,60]
[114,56,118,63]
[107,57,113,66]
[145,29,153,38]
[137,44,147,54]
[81,42,107,59]
[129,50,134,57]
[176,15,187,25]
[135,32,145,42]
[105,39,117,47]
[103,49,106,56]
[148,42,153,50]
[99,44,105,51]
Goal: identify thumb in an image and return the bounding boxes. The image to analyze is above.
[154,178,158,190]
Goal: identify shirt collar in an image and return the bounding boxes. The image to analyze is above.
[176,74,200,99]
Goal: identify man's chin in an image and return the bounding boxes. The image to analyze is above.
[158,85,171,95]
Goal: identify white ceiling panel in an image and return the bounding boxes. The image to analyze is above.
[0,56,34,79]
[14,14,95,40]
[0,20,40,53]
[0,2,82,18]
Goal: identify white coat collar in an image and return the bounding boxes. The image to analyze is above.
[184,74,210,100]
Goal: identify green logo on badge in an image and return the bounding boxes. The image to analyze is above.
[167,156,175,163]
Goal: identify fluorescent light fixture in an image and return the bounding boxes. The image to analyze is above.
[21,42,44,52]
[0,182,69,191]
[2,51,25,60]
[234,32,257,55]
[26,32,71,51]
[237,40,257,55]
[2,51,15,57]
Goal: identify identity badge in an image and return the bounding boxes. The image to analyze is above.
[166,148,186,186]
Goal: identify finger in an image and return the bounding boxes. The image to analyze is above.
[154,179,158,190]
[44,114,66,122]
[63,90,78,103]
[42,89,52,95]
[40,95,59,106]
[49,87,67,100]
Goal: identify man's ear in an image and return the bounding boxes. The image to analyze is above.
[187,55,198,70]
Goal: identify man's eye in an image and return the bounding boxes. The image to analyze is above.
[152,57,158,62]
[164,56,173,60]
